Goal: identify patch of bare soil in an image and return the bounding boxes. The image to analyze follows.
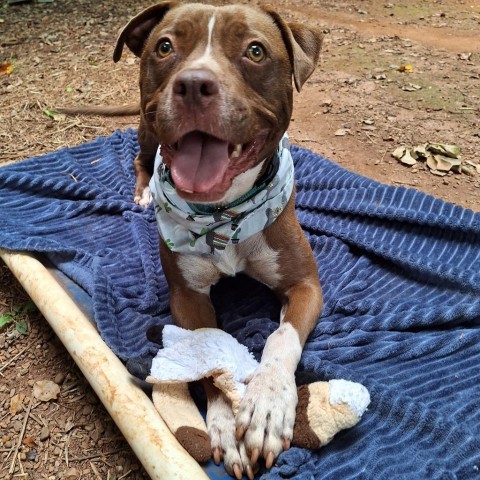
[0,1,479,479]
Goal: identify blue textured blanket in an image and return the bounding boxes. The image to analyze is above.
[1,130,479,479]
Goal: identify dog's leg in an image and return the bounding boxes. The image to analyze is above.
[160,243,254,479]
[236,198,323,468]
[134,122,158,207]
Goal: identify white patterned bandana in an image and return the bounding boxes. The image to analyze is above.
[149,134,294,258]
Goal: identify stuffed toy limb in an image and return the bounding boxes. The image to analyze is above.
[127,325,370,464]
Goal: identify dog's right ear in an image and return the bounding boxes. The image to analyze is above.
[113,2,176,63]
[263,7,323,92]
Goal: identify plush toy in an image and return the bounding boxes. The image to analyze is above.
[128,325,370,464]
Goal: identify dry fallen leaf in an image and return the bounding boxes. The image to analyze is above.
[23,437,37,448]
[460,165,475,176]
[43,109,66,122]
[334,128,349,136]
[413,144,428,158]
[398,64,414,73]
[10,393,26,415]
[396,142,466,176]
[392,146,417,166]
[458,52,472,61]
[402,83,422,92]
[0,60,14,76]
[433,154,461,172]
[426,153,438,171]
[33,380,60,402]
[466,161,480,174]
[430,169,447,177]
[392,146,406,159]
[428,143,462,159]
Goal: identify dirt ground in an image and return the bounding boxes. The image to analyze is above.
[0,1,479,479]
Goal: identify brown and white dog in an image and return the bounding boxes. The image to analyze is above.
[113,2,323,478]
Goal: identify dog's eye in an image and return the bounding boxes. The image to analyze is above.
[157,40,174,58]
[245,44,265,63]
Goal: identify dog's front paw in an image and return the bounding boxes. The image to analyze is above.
[207,393,255,480]
[236,364,297,469]
[134,185,152,207]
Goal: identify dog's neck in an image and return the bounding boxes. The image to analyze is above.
[150,134,293,256]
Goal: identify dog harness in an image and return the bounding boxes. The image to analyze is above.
[149,134,294,257]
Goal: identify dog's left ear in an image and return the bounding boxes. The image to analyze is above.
[113,2,176,62]
[264,8,323,92]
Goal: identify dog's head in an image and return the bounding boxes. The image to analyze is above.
[114,2,322,203]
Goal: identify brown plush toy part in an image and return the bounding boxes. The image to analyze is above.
[145,326,370,462]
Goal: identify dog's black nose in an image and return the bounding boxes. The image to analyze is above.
[173,69,219,106]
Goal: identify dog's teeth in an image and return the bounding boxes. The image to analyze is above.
[231,144,243,158]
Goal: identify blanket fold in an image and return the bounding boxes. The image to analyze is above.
[1,129,479,479]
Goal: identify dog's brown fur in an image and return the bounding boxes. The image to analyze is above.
[61,3,323,478]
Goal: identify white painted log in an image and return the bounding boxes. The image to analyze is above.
[0,250,208,480]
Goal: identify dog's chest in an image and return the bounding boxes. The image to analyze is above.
[177,232,281,294]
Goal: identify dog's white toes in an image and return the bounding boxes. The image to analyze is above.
[236,363,297,466]
[140,187,153,206]
[207,393,251,478]
[134,186,152,207]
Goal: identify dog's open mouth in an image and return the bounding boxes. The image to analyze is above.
[161,131,266,203]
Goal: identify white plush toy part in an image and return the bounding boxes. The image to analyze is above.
[145,325,370,463]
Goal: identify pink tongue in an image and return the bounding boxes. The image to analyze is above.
[170,132,229,193]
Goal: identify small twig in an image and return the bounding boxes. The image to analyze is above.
[392,179,417,187]
[77,124,104,130]
[363,130,377,144]
[24,409,47,428]
[68,449,125,462]
[9,396,33,474]
[296,138,322,145]
[63,394,85,404]
[61,381,80,395]
[0,344,30,373]
[118,470,133,480]
[377,147,389,165]
[65,432,72,468]
[382,100,414,111]
[53,121,81,134]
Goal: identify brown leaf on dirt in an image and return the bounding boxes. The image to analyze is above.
[33,380,60,402]
[0,60,14,76]
[458,52,472,61]
[428,143,462,159]
[433,154,461,172]
[466,161,480,174]
[398,64,414,73]
[23,436,37,448]
[426,153,438,171]
[402,83,422,92]
[392,146,417,166]
[397,143,466,175]
[10,393,26,415]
